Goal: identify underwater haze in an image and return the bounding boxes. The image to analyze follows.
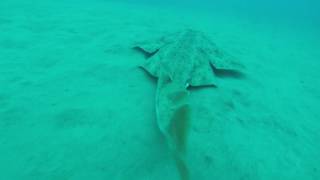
[0,0,319,179]
[120,0,320,21]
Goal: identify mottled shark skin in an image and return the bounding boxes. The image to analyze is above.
[134,29,242,180]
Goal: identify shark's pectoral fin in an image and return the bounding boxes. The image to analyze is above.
[207,49,246,79]
[210,62,245,79]
[208,47,245,71]
[133,35,172,58]
[133,46,159,58]
[189,62,218,88]
[139,55,162,78]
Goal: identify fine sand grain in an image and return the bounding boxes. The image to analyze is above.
[0,0,319,179]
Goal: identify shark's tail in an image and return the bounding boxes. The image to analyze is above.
[155,76,191,180]
[170,103,191,180]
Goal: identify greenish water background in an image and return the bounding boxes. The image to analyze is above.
[0,0,319,179]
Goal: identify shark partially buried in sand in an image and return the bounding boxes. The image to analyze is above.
[133,29,243,180]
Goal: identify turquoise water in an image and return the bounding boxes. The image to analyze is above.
[0,0,319,179]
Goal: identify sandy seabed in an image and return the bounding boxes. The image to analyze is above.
[0,0,319,179]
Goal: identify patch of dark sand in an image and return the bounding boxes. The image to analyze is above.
[0,106,28,126]
[0,38,30,49]
[0,17,12,25]
[53,108,93,128]
[0,93,10,107]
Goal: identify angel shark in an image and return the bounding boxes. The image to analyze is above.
[133,29,242,180]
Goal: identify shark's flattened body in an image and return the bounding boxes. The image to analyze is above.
[138,29,240,87]
[134,29,242,180]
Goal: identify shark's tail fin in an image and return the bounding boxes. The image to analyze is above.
[155,74,191,180]
[158,86,191,180]
[169,103,191,180]
[169,101,190,156]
